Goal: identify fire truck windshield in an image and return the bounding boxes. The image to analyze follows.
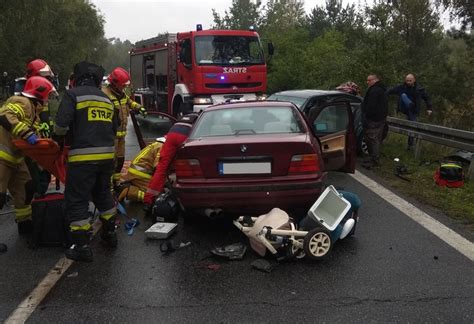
[195,35,264,66]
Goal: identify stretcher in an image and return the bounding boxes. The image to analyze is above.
[233,185,357,260]
[12,139,68,184]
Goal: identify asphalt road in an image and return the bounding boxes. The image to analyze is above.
[0,120,473,323]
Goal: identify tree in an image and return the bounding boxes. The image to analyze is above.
[0,0,106,87]
[212,0,262,30]
[102,38,134,73]
[260,0,306,35]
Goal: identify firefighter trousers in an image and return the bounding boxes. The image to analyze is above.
[0,160,34,222]
[113,137,126,183]
[65,161,116,233]
[118,173,149,202]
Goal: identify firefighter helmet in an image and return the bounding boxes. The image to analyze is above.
[107,67,130,91]
[26,59,54,78]
[73,61,105,87]
[22,76,55,103]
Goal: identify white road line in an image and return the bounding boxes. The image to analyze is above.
[4,258,74,324]
[5,222,102,323]
[351,170,474,262]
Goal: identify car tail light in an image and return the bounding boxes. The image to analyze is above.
[288,154,320,174]
[175,159,203,177]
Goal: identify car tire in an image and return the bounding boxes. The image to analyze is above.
[303,227,332,260]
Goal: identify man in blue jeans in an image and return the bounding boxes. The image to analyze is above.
[387,73,433,150]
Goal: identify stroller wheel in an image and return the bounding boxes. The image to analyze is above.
[304,227,332,260]
[290,238,305,259]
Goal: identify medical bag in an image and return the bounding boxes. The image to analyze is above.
[433,161,464,188]
[31,192,69,248]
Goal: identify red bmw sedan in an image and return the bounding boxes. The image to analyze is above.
[150,100,356,216]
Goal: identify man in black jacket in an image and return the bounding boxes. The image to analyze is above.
[387,73,433,150]
[362,74,388,169]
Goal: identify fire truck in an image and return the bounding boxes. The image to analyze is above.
[129,25,273,116]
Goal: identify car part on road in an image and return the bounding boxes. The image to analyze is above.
[210,242,247,260]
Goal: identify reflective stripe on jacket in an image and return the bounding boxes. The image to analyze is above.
[102,86,141,138]
[128,141,163,179]
[55,84,118,163]
[0,96,39,164]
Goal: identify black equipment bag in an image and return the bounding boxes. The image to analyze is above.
[31,193,69,247]
[151,190,180,223]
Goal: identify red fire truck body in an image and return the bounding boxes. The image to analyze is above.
[129,27,270,115]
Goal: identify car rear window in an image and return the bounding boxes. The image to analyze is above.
[191,106,304,138]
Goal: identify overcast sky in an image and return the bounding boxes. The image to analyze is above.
[90,0,344,43]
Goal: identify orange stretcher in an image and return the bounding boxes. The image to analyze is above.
[12,139,68,184]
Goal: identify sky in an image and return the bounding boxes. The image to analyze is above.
[90,0,345,43]
[91,0,457,44]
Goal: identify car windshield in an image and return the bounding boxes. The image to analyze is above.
[267,94,307,110]
[195,35,264,66]
[190,106,304,138]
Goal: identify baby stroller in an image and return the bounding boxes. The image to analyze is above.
[233,186,358,260]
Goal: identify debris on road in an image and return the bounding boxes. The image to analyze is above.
[251,259,273,273]
[210,242,247,260]
[124,218,140,236]
[145,222,177,239]
[160,240,191,255]
[67,271,78,278]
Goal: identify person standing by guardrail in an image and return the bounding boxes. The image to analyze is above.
[362,74,388,169]
[387,73,433,150]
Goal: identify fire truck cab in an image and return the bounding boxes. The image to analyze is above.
[130,25,272,116]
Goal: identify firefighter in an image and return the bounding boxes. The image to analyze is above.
[102,67,147,188]
[14,59,57,197]
[117,138,165,203]
[143,113,199,207]
[0,76,55,252]
[54,61,119,263]
[14,59,57,135]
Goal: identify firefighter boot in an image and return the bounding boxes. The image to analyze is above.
[17,219,34,235]
[100,217,118,248]
[65,231,93,262]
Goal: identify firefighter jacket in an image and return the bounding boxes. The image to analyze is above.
[0,96,40,165]
[55,82,119,163]
[128,141,164,180]
[102,86,142,138]
[146,122,192,198]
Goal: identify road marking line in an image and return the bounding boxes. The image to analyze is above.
[4,258,73,324]
[5,222,102,323]
[350,170,474,262]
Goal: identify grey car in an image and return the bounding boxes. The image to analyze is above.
[267,89,367,155]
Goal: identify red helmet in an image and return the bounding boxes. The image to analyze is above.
[107,67,130,91]
[26,59,54,78]
[22,76,55,103]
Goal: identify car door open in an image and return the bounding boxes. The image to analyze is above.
[308,102,356,173]
[131,111,177,149]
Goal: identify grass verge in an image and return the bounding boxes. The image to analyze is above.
[366,132,473,232]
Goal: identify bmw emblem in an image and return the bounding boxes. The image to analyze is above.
[240,145,247,153]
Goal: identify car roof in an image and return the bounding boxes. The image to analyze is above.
[205,100,296,111]
[269,89,355,99]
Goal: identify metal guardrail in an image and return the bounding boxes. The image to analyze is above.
[387,117,474,179]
